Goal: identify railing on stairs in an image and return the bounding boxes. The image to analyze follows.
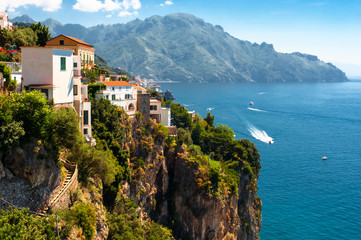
[48,162,78,208]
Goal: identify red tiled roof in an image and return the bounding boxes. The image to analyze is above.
[100,81,132,87]
[48,35,94,48]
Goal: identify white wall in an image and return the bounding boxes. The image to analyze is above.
[161,107,171,126]
[52,49,74,104]
[106,86,133,100]
[11,72,22,85]
[83,101,92,137]
[22,47,53,86]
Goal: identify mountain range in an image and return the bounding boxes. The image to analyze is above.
[13,14,348,82]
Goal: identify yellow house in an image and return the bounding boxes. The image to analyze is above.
[45,35,95,69]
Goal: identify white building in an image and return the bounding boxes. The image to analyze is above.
[0,12,13,30]
[22,47,74,105]
[94,81,137,116]
[161,106,171,127]
[22,47,93,141]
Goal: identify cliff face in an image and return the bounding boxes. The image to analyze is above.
[123,118,262,240]
[0,140,61,211]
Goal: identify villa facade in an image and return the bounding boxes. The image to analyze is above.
[94,81,137,116]
[22,47,75,105]
[21,47,93,141]
[45,35,95,70]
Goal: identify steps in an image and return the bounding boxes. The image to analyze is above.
[38,159,78,215]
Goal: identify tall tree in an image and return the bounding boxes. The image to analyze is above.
[30,22,50,47]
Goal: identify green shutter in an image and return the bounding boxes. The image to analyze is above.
[60,57,66,70]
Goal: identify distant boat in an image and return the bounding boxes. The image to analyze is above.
[322,156,327,160]
[249,101,254,106]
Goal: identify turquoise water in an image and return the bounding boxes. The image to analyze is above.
[159,81,361,239]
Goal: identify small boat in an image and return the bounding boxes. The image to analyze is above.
[249,101,254,106]
[322,156,327,160]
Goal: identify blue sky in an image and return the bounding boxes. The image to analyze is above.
[2,0,361,77]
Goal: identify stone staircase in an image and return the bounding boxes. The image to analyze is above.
[39,158,78,215]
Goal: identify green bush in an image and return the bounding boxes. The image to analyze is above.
[0,207,58,240]
[108,198,174,240]
[72,203,96,240]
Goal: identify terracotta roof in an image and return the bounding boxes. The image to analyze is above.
[100,81,132,87]
[48,35,94,48]
[28,84,53,88]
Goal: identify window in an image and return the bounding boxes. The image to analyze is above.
[112,87,115,91]
[143,97,146,103]
[74,85,78,95]
[59,39,64,45]
[112,95,115,100]
[73,62,77,68]
[105,95,109,100]
[60,57,66,70]
[150,105,157,111]
[83,128,88,135]
[83,110,89,125]
[143,107,146,113]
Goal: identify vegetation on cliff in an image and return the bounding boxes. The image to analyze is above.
[0,90,261,239]
[0,207,58,239]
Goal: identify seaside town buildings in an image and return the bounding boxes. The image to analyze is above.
[0,11,13,30]
[19,34,172,143]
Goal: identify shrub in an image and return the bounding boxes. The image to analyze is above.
[72,203,96,240]
[0,207,58,239]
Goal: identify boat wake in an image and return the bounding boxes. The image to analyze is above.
[247,107,267,112]
[206,107,215,111]
[248,124,274,144]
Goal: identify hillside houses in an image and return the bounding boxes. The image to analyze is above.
[19,34,172,144]
[0,11,13,30]
[94,81,137,117]
[94,81,172,126]
[21,46,94,143]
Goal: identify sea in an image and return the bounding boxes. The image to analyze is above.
[159,80,361,240]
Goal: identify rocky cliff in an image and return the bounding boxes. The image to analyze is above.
[120,117,262,240]
[0,139,61,212]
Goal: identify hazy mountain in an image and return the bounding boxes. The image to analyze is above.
[44,13,348,82]
[11,14,36,23]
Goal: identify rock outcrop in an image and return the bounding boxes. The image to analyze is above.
[123,118,262,240]
[0,140,61,211]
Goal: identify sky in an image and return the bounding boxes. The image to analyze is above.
[1,0,361,77]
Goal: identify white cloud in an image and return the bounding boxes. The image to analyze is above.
[106,14,112,18]
[0,0,62,12]
[73,0,104,12]
[118,10,132,17]
[72,0,141,17]
[160,1,173,7]
[103,0,121,11]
